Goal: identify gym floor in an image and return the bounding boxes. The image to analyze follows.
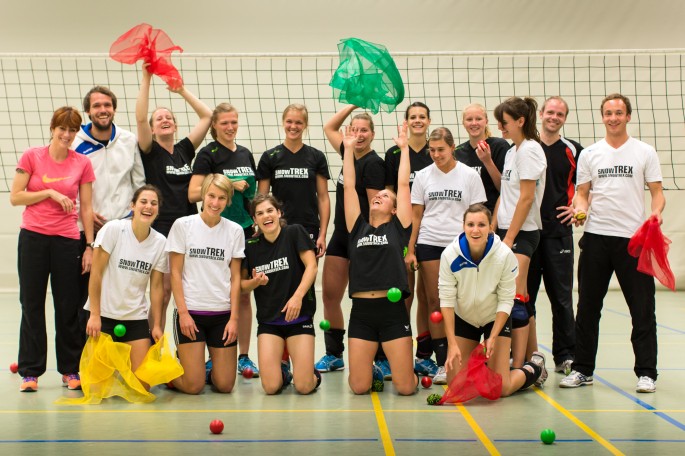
[0,290,682,456]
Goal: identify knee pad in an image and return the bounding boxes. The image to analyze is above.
[516,362,541,390]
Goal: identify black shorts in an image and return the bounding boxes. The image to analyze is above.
[496,229,540,258]
[173,309,237,348]
[302,226,320,243]
[101,316,150,343]
[416,244,445,262]
[454,312,512,342]
[349,297,412,343]
[326,228,349,259]
[257,318,316,339]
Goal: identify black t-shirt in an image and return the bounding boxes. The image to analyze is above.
[348,215,411,298]
[192,141,257,229]
[333,144,385,232]
[140,137,198,221]
[384,143,433,193]
[243,224,316,323]
[256,144,330,230]
[540,137,583,238]
[454,137,509,212]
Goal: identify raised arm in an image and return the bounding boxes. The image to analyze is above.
[324,105,357,155]
[170,85,212,149]
[393,123,411,227]
[136,65,154,154]
[342,125,361,232]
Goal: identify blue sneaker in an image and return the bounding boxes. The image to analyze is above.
[375,359,392,380]
[281,361,293,388]
[238,356,260,378]
[371,364,384,392]
[414,357,439,377]
[205,359,213,385]
[315,354,345,372]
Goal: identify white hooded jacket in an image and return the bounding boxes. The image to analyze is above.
[439,232,518,328]
[73,123,146,227]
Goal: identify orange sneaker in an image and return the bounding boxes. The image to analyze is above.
[62,373,81,390]
[20,376,38,392]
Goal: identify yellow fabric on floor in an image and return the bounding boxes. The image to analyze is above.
[56,334,183,405]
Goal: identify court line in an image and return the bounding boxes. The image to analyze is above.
[594,375,685,431]
[604,308,685,335]
[538,343,685,432]
[569,409,685,413]
[441,386,500,455]
[0,408,462,414]
[370,392,395,456]
[533,387,625,455]
[0,438,379,444]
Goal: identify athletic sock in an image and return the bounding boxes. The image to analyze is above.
[432,337,448,366]
[324,329,346,358]
[415,331,433,359]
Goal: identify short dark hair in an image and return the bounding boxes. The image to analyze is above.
[83,86,117,112]
[132,184,163,208]
[600,93,632,115]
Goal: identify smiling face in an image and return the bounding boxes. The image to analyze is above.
[86,92,115,133]
[213,111,239,145]
[350,118,374,153]
[282,109,307,143]
[370,189,397,216]
[131,190,160,224]
[253,200,282,236]
[539,99,568,136]
[428,138,455,170]
[202,184,229,218]
[50,125,78,150]
[150,108,177,138]
[601,99,631,138]
[497,112,524,143]
[463,211,491,250]
[462,106,489,141]
[406,106,430,139]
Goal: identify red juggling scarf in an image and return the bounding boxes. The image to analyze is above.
[110,23,183,89]
[438,344,502,404]
[628,215,676,291]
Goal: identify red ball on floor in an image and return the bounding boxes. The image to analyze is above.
[421,376,433,388]
[210,419,224,434]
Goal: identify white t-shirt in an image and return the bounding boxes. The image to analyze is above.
[166,214,245,312]
[84,219,168,320]
[577,137,662,238]
[498,139,547,231]
[411,162,486,247]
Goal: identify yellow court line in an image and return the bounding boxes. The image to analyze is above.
[0,408,458,414]
[442,386,500,456]
[534,387,625,456]
[569,409,685,413]
[370,392,395,456]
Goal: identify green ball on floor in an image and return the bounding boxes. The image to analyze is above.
[426,393,442,405]
[540,428,556,444]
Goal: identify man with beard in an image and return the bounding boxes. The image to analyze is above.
[526,97,582,379]
[72,86,146,342]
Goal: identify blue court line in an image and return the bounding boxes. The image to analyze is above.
[538,343,685,432]
[604,308,685,335]
[0,438,378,444]
[593,375,685,432]
[398,438,683,443]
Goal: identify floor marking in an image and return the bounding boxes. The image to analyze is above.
[442,386,500,455]
[371,392,395,456]
[534,387,625,455]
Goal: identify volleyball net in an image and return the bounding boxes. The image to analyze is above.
[1,50,683,192]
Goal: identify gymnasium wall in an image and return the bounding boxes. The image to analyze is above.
[0,0,683,291]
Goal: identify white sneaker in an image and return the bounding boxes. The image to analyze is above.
[559,370,593,388]
[433,366,447,385]
[555,359,573,376]
[636,376,656,393]
[530,351,548,387]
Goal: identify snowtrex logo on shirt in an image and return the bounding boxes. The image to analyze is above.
[356,234,388,248]
[255,257,289,275]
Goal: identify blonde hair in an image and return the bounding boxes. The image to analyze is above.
[351,112,375,132]
[462,103,492,138]
[428,127,455,148]
[210,103,239,140]
[201,173,234,205]
[282,103,309,126]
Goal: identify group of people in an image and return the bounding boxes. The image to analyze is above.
[10,62,665,398]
